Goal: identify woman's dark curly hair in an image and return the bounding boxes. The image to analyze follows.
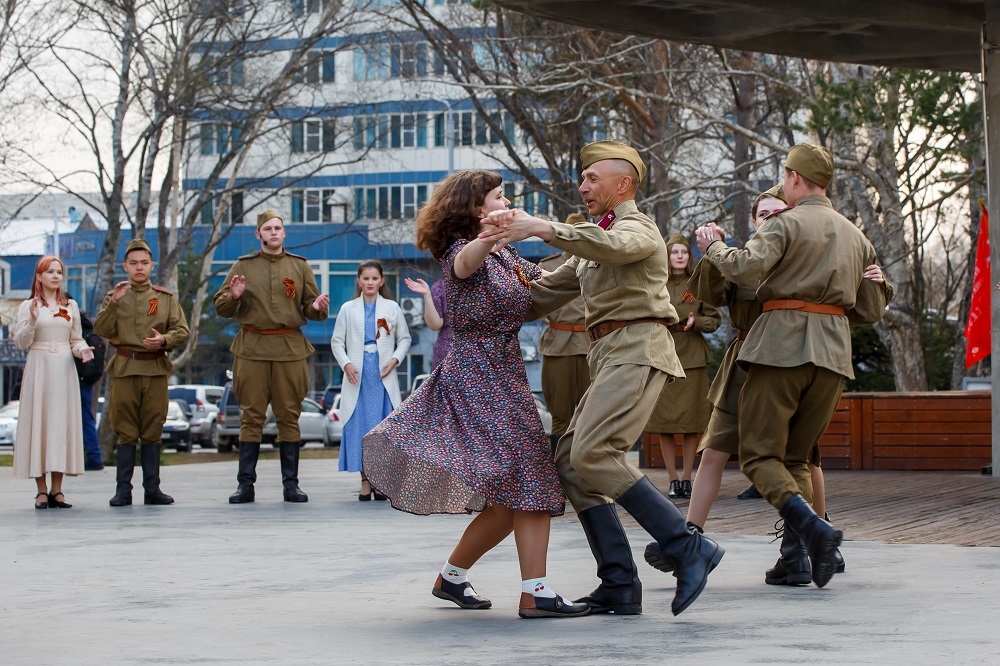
[415,170,503,261]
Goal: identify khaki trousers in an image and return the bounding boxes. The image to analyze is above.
[555,363,668,511]
[738,363,843,508]
[541,353,591,436]
[109,374,169,445]
[233,357,308,442]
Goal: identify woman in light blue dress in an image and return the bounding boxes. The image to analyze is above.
[331,260,411,500]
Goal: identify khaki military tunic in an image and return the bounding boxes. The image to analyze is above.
[646,274,720,433]
[537,253,591,437]
[213,250,328,442]
[704,194,890,507]
[527,200,684,511]
[94,282,190,445]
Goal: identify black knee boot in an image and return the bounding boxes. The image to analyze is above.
[765,523,811,585]
[229,442,260,504]
[280,442,308,502]
[779,495,842,588]
[141,444,174,505]
[826,513,846,573]
[109,444,136,507]
[574,503,642,615]
[617,477,725,616]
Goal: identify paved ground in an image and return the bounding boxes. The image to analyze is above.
[1,457,998,665]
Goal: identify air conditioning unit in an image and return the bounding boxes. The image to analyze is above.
[400,297,425,329]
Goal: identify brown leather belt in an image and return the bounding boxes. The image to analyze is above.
[588,317,671,343]
[736,328,749,341]
[243,325,300,335]
[116,348,166,361]
[762,299,845,316]
[548,321,587,333]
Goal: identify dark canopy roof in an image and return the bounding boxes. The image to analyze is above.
[495,0,984,72]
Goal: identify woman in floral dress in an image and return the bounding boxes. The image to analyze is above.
[363,170,589,619]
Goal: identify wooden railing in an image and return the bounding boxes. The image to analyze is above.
[641,391,992,472]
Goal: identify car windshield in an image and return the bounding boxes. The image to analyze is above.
[168,388,197,404]
[0,402,18,418]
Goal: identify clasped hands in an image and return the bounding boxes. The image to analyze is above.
[477,209,538,247]
[694,224,726,253]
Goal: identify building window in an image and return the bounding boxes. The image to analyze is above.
[521,188,550,217]
[390,42,428,78]
[354,43,390,80]
[291,119,336,153]
[583,115,608,143]
[290,189,346,223]
[292,0,333,14]
[353,114,428,151]
[199,122,243,155]
[295,50,335,84]
[353,185,428,221]
[203,55,244,87]
[198,191,244,226]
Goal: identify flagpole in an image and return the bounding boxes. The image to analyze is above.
[983,8,1000,477]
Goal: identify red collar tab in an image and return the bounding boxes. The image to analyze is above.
[598,210,616,229]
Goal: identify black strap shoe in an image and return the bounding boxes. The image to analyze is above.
[519,593,591,618]
[432,575,491,609]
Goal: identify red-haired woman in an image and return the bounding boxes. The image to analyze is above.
[363,170,589,619]
[13,256,95,509]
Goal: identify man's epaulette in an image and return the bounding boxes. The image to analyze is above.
[238,250,261,260]
[763,207,793,220]
[285,251,307,260]
[152,285,174,295]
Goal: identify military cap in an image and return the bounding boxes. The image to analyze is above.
[124,238,152,258]
[580,140,647,185]
[255,209,282,229]
[564,212,587,225]
[665,232,690,249]
[761,184,786,203]
[785,143,834,188]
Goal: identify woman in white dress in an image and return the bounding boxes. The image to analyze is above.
[13,256,95,509]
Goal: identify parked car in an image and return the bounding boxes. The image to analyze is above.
[263,397,328,446]
[319,384,341,410]
[324,393,342,447]
[0,400,19,446]
[162,399,192,451]
[214,382,330,450]
[167,384,224,448]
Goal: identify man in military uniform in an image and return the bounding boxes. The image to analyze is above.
[480,140,724,617]
[538,212,591,452]
[695,143,887,589]
[95,238,190,507]
[214,210,330,504]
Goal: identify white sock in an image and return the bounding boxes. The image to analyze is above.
[522,578,557,599]
[442,562,469,585]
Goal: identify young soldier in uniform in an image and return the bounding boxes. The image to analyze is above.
[95,238,190,507]
[214,210,330,504]
[480,140,724,617]
[695,143,887,589]
[538,212,591,452]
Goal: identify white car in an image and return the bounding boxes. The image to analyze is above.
[0,401,19,446]
[162,399,192,451]
[263,397,329,446]
[324,393,343,447]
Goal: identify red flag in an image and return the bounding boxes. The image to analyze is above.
[965,201,991,368]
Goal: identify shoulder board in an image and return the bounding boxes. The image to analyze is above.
[151,285,174,295]
[284,251,307,260]
[238,251,261,260]
[763,207,793,220]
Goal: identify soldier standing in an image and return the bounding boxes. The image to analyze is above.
[95,239,190,507]
[695,143,884,588]
[214,210,330,504]
[538,213,591,452]
[480,140,724,617]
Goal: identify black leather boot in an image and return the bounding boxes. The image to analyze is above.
[109,444,136,507]
[280,442,308,502]
[765,524,811,585]
[779,494,842,588]
[826,513,846,573]
[229,442,259,504]
[574,503,642,615]
[141,443,174,505]
[617,477,724,616]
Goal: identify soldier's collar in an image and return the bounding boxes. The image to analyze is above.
[130,281,152,292]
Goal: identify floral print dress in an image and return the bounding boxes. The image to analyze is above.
[363,240,564,515]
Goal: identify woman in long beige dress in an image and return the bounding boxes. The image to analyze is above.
[646,233,720,499]
[13,256,94,509]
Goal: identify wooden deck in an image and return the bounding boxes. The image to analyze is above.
[615,467,1000,547]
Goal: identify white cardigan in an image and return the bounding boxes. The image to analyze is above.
[331,295,411,425]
